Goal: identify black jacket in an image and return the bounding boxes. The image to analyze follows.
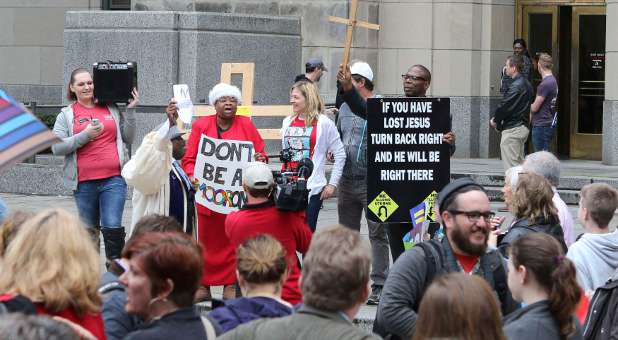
[374,237,518,339]
[498,217,567,258]
[124,307,219,340]
[584,268,618,340]
[493,73,534,131]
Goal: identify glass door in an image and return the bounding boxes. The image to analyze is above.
[570,6,606,159]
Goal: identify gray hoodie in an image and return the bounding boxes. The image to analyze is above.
[566,230,618,292]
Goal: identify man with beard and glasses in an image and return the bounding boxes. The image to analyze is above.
[373,178,518,340]
[122,107,195,234]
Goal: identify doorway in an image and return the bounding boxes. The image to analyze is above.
[518,3,606,159]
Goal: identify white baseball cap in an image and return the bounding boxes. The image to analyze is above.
[243,162,274,189]
[350,62,374,82]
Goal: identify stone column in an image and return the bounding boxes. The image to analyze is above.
[603,0,618,165]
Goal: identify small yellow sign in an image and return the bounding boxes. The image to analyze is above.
[369,191,399,222]
[236,106,252,117]
[423,191,438,222]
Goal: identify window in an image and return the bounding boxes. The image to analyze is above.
[102,0,131,10]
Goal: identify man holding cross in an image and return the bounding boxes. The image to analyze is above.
[336,61,390,305]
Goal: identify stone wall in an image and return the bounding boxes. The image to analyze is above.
[0,0,100,104]
[132,0,379,104]
[64,11,301,106]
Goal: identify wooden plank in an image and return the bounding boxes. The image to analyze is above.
[341,0,359,70]
[193,105,292,117]
[220,63,255,105]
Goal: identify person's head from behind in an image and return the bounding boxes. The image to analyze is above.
[579,183,618,230]
[209,83,242,121]
[510,172,558,224]
[0,211,33,258]
[67,68,94,104]
[413,273,506,340]
[131,214,183,239]
[301,225,371,314]
[402,64,431,97]
[538,53,553,72]
[290,81,323,127]
[120,232,203,321]
[505,54,524,77]
[0,209,101,317]
[236,234,289,297]
[523,151,561,187]
[439,178,493,257]
[513,39,528,55]
[0,314,79,340]
[349,61,374,94]
[502,166,523,208]
[242,162,275,202]
[508,233,581,339]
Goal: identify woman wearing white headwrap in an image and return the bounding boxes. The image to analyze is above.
[171,83,267,301]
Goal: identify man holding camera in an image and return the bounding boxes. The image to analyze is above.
[336,61,390,305]
[225,162,313,305]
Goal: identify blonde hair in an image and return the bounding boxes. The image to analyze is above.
[0,209,101,316]
[511,172,558,224]
[0,211,34,257]
[290,81,324,127]
[236,234,287,285]
[538,53,553,70]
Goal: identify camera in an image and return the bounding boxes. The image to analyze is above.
[271,151,313,212]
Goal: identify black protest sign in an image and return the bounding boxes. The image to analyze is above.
[366,97,451,223]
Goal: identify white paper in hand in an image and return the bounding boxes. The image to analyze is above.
[173,84,194,124]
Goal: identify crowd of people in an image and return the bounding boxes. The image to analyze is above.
[0,39,617,340]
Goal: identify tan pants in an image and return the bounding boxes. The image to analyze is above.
[500,124,529,171]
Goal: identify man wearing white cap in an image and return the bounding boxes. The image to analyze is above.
[225,161,312,305]
[336,61,390,305]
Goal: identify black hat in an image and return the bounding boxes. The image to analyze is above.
[436,177,484,213]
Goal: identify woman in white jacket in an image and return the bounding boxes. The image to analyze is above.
[281,81,345,231]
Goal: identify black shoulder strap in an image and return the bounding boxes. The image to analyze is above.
[490,253,510,313]
[416,240,445,296]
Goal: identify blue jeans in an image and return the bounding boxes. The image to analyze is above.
[306,191,323,232]
[74,175,127,229]
[531,125,555,152]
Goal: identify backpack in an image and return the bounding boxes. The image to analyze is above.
[583,269,618,340]
[373,240,510,340]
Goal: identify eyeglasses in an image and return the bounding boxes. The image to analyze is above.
[447,210,495,223]
[401,74,427,82]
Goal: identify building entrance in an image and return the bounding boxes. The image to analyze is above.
[518,3,605,159]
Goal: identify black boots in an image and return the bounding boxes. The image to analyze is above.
[101,227,126,260]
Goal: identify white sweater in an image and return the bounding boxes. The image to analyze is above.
[281,114,346,197]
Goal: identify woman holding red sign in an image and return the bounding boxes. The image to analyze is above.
[170,83,267,301]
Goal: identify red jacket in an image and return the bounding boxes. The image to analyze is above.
[182,115,267,216]
[225,201,312,305]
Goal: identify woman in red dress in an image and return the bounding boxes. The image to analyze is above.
[173,83,267,300]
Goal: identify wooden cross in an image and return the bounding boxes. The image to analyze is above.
[329,0,380,70]
[179,63,292,142]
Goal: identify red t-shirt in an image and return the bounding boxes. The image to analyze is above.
[454,253,479,273]
[282,116,317,172]
[0,294,105,340]
[225,201,312,305]
[73,103,120,181]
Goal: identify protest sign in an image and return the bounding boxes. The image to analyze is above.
[367,97,451,224]
[173,84,194,124]
[194,135,254,214]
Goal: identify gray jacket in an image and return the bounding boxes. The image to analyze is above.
[51,104,135,190]
[218,305,381,340]
[567,230,618,292]
[503,300,583,340]
[376,237,517,339]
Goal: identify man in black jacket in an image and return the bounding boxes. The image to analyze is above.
[491,54,534,171]
[337,63,456,261]
[374,178,518,339]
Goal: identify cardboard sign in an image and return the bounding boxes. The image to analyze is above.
[173,84,194,124]
[366,97,451,224]
[194,135,254,214]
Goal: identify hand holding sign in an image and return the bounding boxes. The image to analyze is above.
[173,84,194,124]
